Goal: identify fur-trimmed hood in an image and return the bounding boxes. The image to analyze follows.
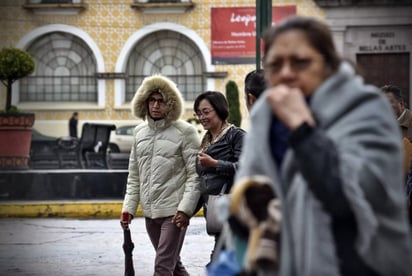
[131,74,183,122]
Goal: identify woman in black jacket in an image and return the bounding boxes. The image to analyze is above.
[194,91,245,263]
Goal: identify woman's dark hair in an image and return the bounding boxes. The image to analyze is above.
[245,69,266,98]
[262,16,341,73]
[194,91,229,121]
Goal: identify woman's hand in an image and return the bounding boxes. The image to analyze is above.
[197,152,218,168]
[120,211,133,230]
[172,211,190,230]
[266,85,315,129]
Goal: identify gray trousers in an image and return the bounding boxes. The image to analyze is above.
[145,216,189,276]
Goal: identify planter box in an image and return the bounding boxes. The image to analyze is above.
[0,113,35,170]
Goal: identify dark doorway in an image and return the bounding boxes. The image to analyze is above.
[357,53,410,106]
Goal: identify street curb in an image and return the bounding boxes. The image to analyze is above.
[0,201,204,218]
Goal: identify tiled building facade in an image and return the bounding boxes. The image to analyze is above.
[0,0,324,137]
[1,1,412,138]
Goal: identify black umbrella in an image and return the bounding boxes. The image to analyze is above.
[123,225,135,276]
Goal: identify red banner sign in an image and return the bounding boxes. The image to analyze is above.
[211,6,296,64]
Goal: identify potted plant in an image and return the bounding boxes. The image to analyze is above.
[0,47,35,169]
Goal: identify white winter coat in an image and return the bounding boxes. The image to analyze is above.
[122,75,201,218]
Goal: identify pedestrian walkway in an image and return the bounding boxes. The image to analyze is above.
[0,217,213,276]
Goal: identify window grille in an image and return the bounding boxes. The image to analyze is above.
[22,32,97,102]
[125,30,206,101]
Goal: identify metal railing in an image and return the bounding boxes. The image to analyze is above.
[19,76,97,102]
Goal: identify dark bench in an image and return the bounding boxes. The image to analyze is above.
[30,123,116,169]
[71,123,116,169]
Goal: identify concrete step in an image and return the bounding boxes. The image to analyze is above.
[0,169,127,200]
[0,200,204,218]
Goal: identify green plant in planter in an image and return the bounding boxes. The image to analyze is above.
[0,47,35,113]
[226,80,242,127]
[0,48,35,169]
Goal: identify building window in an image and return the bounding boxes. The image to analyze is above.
[125,30,205,102]
[136,0,189,2]
[20,32,97,103]
[131,0,194,14]
[27,0,81,3]
[39,0,74,3]
[23,1,86,15]
[148,0,181,2]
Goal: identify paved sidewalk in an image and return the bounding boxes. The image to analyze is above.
[0,217,213,276]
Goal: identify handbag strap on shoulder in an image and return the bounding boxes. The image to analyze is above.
[219,183,228,195]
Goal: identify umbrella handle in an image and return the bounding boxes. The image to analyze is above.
[121,211,130,230]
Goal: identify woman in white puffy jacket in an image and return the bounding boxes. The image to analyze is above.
[120,74,201,276]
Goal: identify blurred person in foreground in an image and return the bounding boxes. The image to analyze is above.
[120,75,201,276]
[219,68,267,270]
[233,16,412,276]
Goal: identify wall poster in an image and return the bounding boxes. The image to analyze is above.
[211,6,296,65]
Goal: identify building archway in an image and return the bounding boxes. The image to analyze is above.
[16,24,106,108]
[115,22,215,107]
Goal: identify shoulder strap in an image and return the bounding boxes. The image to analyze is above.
[220,183,228,195]
[225,126,235,153]
[226,126,245,153]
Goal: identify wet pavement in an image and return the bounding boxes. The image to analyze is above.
[0,217,214,276]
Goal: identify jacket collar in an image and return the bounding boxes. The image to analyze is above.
[147,116,171,130]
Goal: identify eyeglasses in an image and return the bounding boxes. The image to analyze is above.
[264,57,314,74]
[195,108,215,118]
[148,97,165,105]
